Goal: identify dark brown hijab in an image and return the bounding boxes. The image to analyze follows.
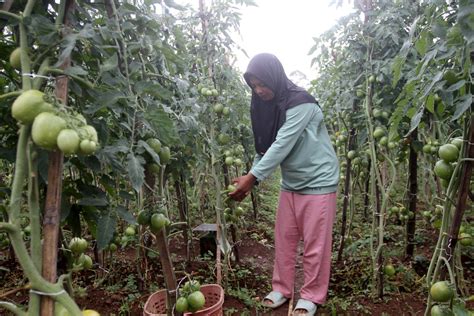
[243,53,317,154]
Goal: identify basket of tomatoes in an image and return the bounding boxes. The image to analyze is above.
[143,280,224,316]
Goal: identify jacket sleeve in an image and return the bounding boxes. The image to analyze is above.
[251,153,262,169]
[250,103,316,181]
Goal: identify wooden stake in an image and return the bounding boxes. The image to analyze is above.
[40,2,74,314]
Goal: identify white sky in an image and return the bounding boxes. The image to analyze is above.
[178,0,354,80]
[233,0,354,78]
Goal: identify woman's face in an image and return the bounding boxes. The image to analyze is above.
[248,76,275,101]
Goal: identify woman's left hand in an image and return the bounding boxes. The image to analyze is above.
[229,173,256,201]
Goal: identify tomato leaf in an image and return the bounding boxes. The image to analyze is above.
[65,66,88,76]
[458,1,474,44]
[127,152,145,193]
[145,108,179,145]
[100,54,119,73]
[164,0,185,10]
[78,197,108,207]
[445,80,466,92]
[407,109,424,135]
[64,204,82,237]
[425,94,435,114]
[138,140,161,165]
[452,302,470,316]
[116,206,136,225]
[451,94,472,121]
[97,213,116,250]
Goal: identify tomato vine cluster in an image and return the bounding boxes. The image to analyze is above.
[432,138,462,188]
[11,89,99,156]
[137,209,171,234]
[175,280,206,313]
[68,237,93,271]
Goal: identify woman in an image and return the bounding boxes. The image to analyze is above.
[229,53,339,316]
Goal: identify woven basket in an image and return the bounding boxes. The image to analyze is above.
[143,284,224,316]
[143,289,168,316]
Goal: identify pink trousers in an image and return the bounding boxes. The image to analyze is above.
[272,191,337,304]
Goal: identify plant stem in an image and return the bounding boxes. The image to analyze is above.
[46,68,94,88]
[27,142,42,314]
[0,223,82,315]
[0,91,22,100]
[0,302,28,316]
[8,125,30,223]
[0,10,21,20]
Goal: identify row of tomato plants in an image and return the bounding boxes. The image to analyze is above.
[0,0,256,315]
[310,0,472,314]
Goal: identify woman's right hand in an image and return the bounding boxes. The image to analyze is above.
[228,173,256,201]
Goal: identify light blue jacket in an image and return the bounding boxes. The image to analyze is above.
[250,103,339,194]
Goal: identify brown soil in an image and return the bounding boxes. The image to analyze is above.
[1,221,472,315]
[2,217,472,316]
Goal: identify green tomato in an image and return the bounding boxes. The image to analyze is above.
[77,254,93,270]
[79,139,97,155]
[217,133,230,145]
[387,142,397,149]
[430,305,454,316]
[459,233,472,246]
[430,281,454,302]
[57,129,80,155]
[148,163,160,174]
[137,210,151,225]
[32,112,66,149]
[175,297,189,313]
[347,150,357,160]
[423,144,433,154]
[434,160,453,180]
[69,237,88,255]
[150,213,168,233]
[125,226,136,236]
[234,206,244,217]
[225,156,234,166]
[108,243,117,252]
[372,108,382,118]
[187,291,206,312]
[373,127,385,139]
[159,146,171,164]
[384,264,396,277]
[9,47,22,69]
[379,136,388,146]
[80,125,98,143]
[213,103,224,114]
[12,90,53,124]
[146,138,162,154]
[183,280,201,293]
[438,144,459,163]
[450,137,463,150]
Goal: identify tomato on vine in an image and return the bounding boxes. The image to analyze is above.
[12,90,53,124]
[9,47,22,69]
[430,281,454,302]
[57,129,80,155]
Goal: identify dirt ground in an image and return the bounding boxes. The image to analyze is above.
[1,217,472,315]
